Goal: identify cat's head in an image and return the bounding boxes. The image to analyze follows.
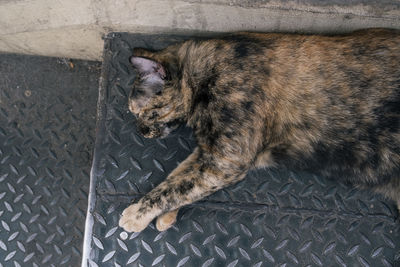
[129,55,183,138]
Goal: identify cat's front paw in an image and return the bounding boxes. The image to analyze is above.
[119,203,152,232]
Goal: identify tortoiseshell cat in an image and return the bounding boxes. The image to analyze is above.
[119,28,400,233]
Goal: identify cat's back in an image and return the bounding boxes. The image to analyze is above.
[185,29,400,185]
[239,28,400,75]
[236,28,400,53]
[247,29,400,184]
[185,28,400,87]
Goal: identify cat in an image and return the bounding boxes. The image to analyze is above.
[119,28,400,233]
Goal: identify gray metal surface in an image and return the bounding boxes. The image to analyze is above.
[0,54,100,266]
[84,33,400,267]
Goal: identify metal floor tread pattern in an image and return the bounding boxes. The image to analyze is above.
[0,54,101,266]
[83,33,400,267]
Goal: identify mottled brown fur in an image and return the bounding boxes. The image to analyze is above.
[119,29,400,232]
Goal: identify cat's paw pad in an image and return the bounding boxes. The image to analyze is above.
[156,209,178,231]
[119,204,150,233]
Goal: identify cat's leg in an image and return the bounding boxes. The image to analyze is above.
[397,201,400,214]
[156,209,179,231]
[253,150,276,169]
[119,148,249,232]
[372,178,400,215]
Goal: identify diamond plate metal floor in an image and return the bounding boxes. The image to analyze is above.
[0,54,100,266]
[83,33,400,267]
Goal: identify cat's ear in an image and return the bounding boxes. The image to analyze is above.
[130,56,166,79]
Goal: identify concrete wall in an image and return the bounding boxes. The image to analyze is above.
[1,0,399,60]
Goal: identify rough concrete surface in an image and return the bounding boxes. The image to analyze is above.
[0,0,400,60]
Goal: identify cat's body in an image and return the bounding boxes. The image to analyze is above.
[119,29,400,233]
